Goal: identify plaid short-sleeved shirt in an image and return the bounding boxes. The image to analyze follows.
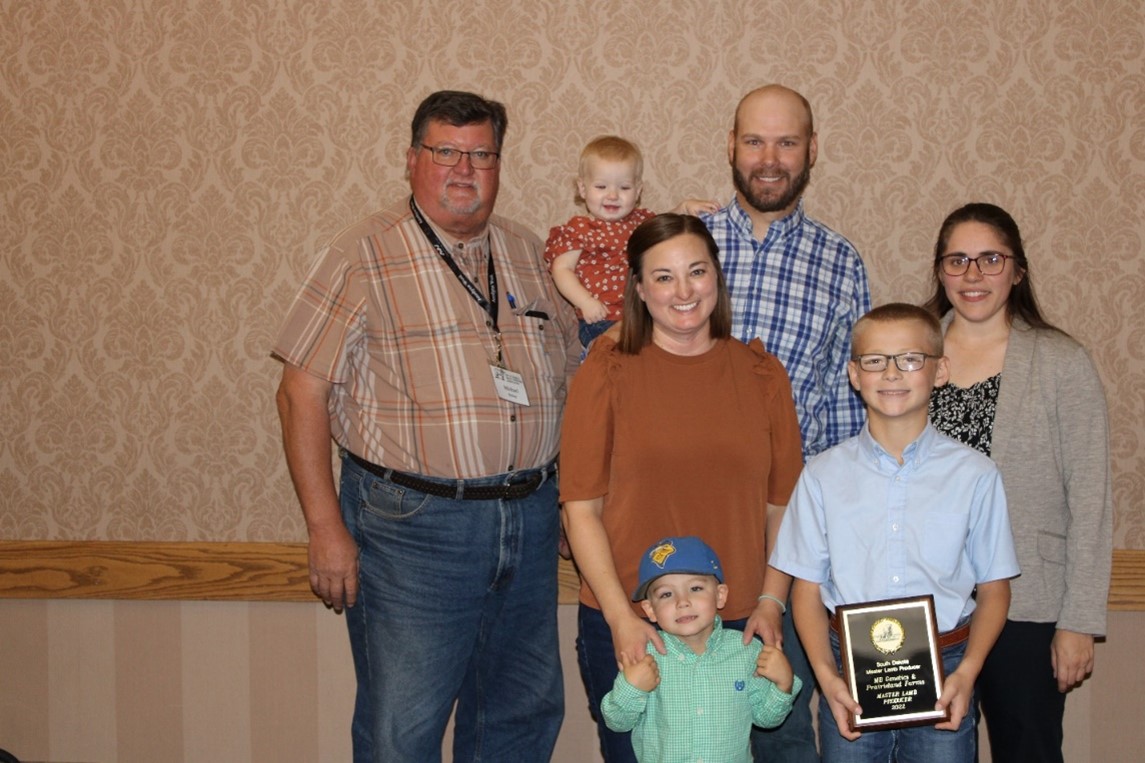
[274,198,580,478]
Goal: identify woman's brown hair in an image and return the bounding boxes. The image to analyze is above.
[618,214,732,354]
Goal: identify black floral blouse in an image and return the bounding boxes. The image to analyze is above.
[928,373,1001,457]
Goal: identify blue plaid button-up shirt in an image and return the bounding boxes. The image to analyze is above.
[703,198,871,460]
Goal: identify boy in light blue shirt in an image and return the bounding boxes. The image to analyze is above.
[602,536,802,763]
[770,303,1019,763]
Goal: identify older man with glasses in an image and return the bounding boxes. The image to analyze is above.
[274,90,580,763]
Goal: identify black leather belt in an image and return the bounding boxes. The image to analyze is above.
[346,452,555,501]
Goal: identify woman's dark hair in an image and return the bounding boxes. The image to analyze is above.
[618,214,732,354]
[922,202,1060,332]
[410,90,508,150]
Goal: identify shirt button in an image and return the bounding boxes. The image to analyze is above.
[696,707,703,716]
[510,414,516,422]
[892,576,900,583]
[892,523,899,532]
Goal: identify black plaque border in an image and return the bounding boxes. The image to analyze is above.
[837,594,950,731]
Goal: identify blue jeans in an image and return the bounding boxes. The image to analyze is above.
[578,318,614,349]
[751,607,820,763]
[340,454,564,763]
[576,604,636,763]
[819,633,975,763]
[577,604,818,763]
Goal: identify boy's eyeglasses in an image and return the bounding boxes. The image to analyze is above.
[939,252,1011,276]
[419,144,500,170]
[851,353,941,373]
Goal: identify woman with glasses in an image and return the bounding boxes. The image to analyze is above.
[924,202,1113,763]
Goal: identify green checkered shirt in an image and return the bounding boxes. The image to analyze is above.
[601,617,803,763]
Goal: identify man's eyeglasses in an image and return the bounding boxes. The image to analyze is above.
[851,352,941,373]
[419,144,500,170]
[939,252,1011,276]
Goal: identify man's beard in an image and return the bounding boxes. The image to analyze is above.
[439,187,485,218]
[732,153,811,215]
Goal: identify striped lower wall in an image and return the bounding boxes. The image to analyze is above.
[0,600,347,762]
[0,601,606,763]
[1,544,1141,761]
[1,601,1143,762]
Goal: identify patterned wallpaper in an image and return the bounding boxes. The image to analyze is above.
[2,0,1143,547]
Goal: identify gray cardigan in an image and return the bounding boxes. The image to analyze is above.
[940,314,1113,635]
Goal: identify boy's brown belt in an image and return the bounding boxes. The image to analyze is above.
[829,614,972,649]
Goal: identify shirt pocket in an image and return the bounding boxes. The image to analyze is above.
[921,512,970,573]
[1036,530,1067,565]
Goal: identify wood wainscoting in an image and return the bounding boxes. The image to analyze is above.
[0,541,1141,609]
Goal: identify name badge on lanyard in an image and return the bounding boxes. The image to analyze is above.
[409,197,530,406]
[491,365,529,405]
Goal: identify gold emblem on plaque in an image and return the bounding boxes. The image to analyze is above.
[870,617,906,654]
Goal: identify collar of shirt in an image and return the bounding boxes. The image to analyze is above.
[660,615,727,662]
[728,196,808,244]
[424,216,490,283]
[584,208,649,228]
[857,423,939,474]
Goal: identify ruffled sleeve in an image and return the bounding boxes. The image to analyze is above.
[543,216,590,266]
[745,338,805,505]
[559,336,623,501]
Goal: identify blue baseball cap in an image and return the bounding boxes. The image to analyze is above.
[632,536,724,601]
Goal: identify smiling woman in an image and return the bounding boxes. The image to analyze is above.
[630,232,720,355]
[617,215,732,356]
[558,213,805,762]
[925,202,1115,763]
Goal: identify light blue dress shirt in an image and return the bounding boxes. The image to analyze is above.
[771,423,1020,632]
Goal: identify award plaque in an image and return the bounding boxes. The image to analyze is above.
[836,595,949,731]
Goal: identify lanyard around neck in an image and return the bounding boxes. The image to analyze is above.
[409,196,499,332]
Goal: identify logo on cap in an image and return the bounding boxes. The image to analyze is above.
[648,540,677,569]
[632,535,724,601]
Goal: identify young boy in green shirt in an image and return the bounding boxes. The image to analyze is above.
[601,536,802,763]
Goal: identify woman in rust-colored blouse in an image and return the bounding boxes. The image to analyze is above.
[561,213,804,762]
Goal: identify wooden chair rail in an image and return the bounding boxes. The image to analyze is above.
[0,540,583,603]
[0,541,1142,610]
